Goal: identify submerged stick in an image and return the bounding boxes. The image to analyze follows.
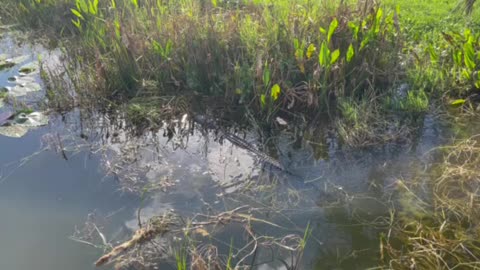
[95,227,157,267]
[94,207,286,267]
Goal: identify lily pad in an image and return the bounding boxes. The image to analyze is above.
[0,112,48,138]
[18,61,39,74]
[6,82,42,97]
[4,76,42,97]
[8,75,36,84]
[0,125,29,138]
[0,54,29,71]
[0,61,15,71]
[6,55,29,65]
[17,112,49,127]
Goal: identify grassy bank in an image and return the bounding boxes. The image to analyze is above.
[1,1,478,138]
[0,1,438,138]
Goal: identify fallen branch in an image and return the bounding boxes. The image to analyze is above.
[94,206,287,268]
[95,227,158,267]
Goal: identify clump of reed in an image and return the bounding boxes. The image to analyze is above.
[380,137,480,269]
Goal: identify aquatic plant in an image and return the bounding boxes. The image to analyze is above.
[379,137,480,269]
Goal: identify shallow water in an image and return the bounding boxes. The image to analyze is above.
[0,34,137,270]
[0,32,465,270]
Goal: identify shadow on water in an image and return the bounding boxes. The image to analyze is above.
[0,31,464,270]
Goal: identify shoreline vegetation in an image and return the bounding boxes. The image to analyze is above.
[1,1,478,132]
[1,0,480,269]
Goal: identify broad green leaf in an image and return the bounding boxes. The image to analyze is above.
[131,0,139,8]
[271,84,281,101]
[293,38,300,50]
[330,49,340,64]
[461,69,471,80]
[71,8,84,20]
[114,19,121,38]
[464,42,476,71]
[450,99,466,106]
[152,40,165,57]
[376,8,384,22]
[72,19,82,29]
[375,8,383,33]
[464,29,471,40]
[427,45,438,63]
[111,0,116,9]
[319,27,326,35]
[88,2,94,14]
[453,50,462,66]
[319,41,330,67]
[211,0,217,7]
[348,22,359,40]
[327,18,338,44]
[260,94,266,108]
[94,0,99,13]
[307,44,316,59]
[165,39,173,57]
[76,0,88,12]
[346,44,355,62]
[263,65,270,87]
[360,36,370,51]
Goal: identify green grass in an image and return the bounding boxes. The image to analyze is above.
[384,0,480,99]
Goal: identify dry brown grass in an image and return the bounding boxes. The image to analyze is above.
[380,137,480,269]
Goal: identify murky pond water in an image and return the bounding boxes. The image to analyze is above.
[0,32,468,270]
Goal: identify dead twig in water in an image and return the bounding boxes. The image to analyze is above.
[94,206,290,267]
